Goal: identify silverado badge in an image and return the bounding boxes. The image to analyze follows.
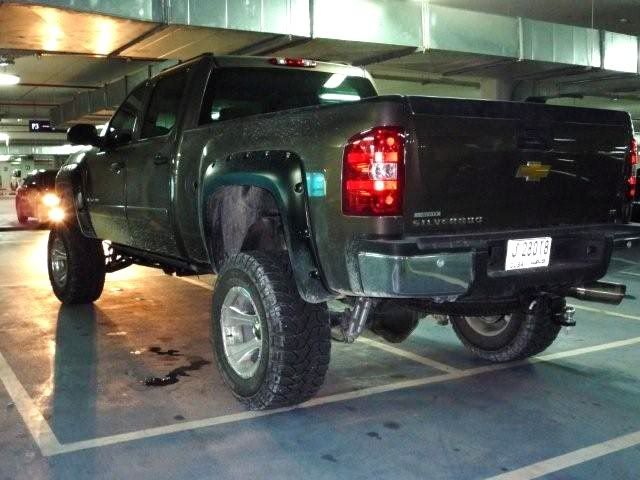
[516,162,551,182]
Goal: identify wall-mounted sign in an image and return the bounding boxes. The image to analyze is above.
[29,120,53,132]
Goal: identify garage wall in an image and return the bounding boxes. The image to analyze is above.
[374,78,481,99]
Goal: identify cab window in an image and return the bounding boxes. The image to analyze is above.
[199,68,376,125]
[141,69,189,139]
[106,86,147,146]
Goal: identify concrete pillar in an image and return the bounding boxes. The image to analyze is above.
[480,78,515,100]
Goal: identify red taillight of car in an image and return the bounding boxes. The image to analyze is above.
[342,126,405,216]
[269,57,317,68]
[628,137,638,200]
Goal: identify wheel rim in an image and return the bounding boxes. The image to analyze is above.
[220,286,263,379]
[465,315,512,337]
[50,236,68,288]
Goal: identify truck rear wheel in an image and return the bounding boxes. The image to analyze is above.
[450,302,562,363]
[47,224,106,304]
[211,251,331,410]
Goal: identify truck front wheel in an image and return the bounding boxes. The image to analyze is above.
[449,302,562,363]
[211,251,331,410]
[47,224,106,304]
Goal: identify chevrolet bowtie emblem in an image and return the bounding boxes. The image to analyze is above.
[516,162,551,182]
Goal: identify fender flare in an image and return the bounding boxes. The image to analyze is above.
[55,154,98,238]
[200,150,335,303]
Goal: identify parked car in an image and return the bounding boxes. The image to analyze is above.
[50,54,640,410]
[15,169,60,224]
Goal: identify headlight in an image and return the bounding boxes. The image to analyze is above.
[42,193,60,207]
[48,207,65,223]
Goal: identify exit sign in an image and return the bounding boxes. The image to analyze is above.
[29,120,53,132]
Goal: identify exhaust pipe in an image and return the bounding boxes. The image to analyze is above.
[568,281,627,305]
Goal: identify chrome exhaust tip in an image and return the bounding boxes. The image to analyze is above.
[567,281,627,305]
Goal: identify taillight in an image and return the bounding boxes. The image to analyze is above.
[628,137,638,200]
[269,58,317,68]
[342,126,405,216]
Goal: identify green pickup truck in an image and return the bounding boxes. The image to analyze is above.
[50,54,639,409]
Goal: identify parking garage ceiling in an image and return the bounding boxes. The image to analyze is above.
[430,0,640,35]
[0,0,639,127]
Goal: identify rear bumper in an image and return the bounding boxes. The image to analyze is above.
[358,251,473,299]
[354,224,640,300]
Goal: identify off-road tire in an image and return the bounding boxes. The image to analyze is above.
[450,304,562,363]
[47,223,105,304]
[211,251,331,410]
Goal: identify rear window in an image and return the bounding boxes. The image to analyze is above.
[199,67,377,124]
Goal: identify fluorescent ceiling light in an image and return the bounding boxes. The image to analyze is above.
[0,155,10,162]
[0,73,20,86]
[323,74,346,89]
[319,93,361,102]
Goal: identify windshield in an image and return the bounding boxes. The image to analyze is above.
[199,67,377,124]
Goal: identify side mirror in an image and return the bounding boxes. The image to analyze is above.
[67,124,101,147]
[113,131,132,145]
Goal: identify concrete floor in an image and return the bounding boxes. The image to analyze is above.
[1,229,640,480]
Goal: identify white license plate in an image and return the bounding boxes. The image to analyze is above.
[505,237,552,271]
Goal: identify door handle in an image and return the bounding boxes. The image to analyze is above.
[110,161,124,173]
[154,154,169,165]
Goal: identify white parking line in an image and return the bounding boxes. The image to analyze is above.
[486,430,640,480]
[621,271,640,278]
[175,276,215,290]
[570,304,640,322]
[0,350,61,456]
[37,335,640,456]
[358,337,461,373]
[611,256,640,266]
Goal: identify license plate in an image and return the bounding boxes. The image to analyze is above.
[505,237,552,271]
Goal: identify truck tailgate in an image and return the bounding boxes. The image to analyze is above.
[404,97,632,234]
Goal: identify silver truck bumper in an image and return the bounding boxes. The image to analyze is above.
[357,251,474,299]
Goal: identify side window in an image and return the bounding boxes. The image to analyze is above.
[107,86,147,145]
[141,69,188,139]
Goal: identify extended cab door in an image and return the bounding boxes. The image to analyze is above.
[85,86,148,244]
[124,66,190,256]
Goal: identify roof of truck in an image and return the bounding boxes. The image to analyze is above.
[166,53,372,79]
